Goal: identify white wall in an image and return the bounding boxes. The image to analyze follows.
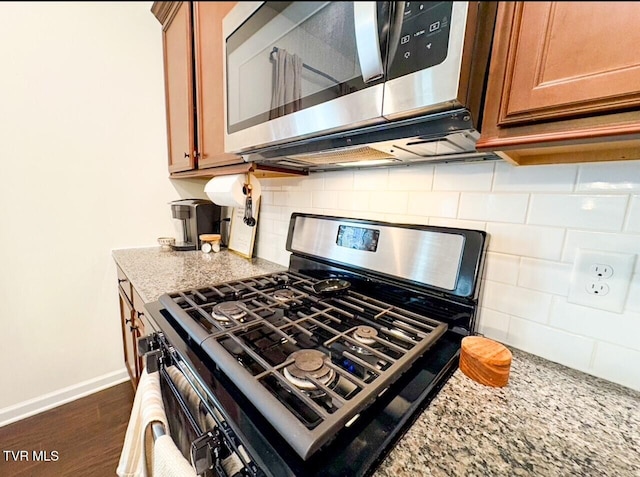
[0,2,202,425]
[254,160,640,391]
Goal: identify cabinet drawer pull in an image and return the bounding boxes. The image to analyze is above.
[118,278,127,284]
[184,152,190,158]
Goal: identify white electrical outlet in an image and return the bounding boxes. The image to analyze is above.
[585,281,609,295]
[568,249,636,313]
[589,263,613,279]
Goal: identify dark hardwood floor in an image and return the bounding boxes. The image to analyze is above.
[0,381,135,477]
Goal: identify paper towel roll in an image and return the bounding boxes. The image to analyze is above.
[204,173,262,208]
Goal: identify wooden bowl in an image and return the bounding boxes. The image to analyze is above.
[459,336,512,387]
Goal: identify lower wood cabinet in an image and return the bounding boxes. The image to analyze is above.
[117,265,148,390]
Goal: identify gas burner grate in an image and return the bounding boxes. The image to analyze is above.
[159,271,448,459]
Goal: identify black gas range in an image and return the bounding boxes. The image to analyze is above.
[141,213,487,476]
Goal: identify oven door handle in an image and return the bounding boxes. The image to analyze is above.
[354,2,385,83]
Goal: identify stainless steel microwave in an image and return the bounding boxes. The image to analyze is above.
[223,2,498,172]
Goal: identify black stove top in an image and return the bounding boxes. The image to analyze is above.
[142,213,487,476]
[158,270,448,459]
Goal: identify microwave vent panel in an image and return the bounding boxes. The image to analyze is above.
[284,146,396,165]
[402,132,479,157]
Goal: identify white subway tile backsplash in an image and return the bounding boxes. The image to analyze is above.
[257,218,275,234]
[549,297,640,351]
[262,248,290,267]
[277,175,324,191]
[427,217,486,230]
[407,191,459,218]
[272,190,289,206]
[506,318,595,373]
[275,249,292,267]
[383,213,428,225]
[272,220,290,237]
[369,191,408,214]
[518,258,571,295]
[258,178,283,191]
[280,207,314,224]
[260,191,274,206]
[482,252,519,285]
[627,274,640,313]
[319,208,354,218]
[528,194,628,231]
[458,193,529,223]
[626,195,640,232]
[562,230,640,272]
[312,191,339,209]
[388,163,434,191]
[254,231,288,264]
[493,162,577,192]
[477,307,510,342]
[258,204,284,222]
[336,191,370,211]
[254,239,276,263]
[353,168,389,191]
[324,170,354,190]
[433,162,494,191]
[272,190,313,208]
[486,223,565,260]
[348,210,387,221]
[259,229,287,250]
[481,280,552,323]
[591,342,640,391]
[576,160,640,193]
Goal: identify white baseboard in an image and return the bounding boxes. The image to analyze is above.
[0,369,130,428]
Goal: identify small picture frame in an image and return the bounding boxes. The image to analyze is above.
[227,196,260,259]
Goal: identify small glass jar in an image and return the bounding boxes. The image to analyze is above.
[199,234,221,253]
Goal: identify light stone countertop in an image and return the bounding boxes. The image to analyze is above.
[112,246,640,477]
[375,348,640,477]
[112,246,286,303]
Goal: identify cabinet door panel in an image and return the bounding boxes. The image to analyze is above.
[118,293,137,388]
[194,2,242,169]
[116,265,133,305]
[164,2,195,172]
[132,288,147,378]
[132,319,144,381]
[501,2,640,125]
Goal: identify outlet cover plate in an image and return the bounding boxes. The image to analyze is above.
[568,249,636,313]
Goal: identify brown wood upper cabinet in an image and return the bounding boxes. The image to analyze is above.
[477,2,640,165]
[152,2,241,175]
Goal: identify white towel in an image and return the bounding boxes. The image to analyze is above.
[117,368,169,477]
[165,365,212,432]
[153,434,198,477]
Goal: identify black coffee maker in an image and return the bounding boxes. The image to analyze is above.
[170,199,221,251]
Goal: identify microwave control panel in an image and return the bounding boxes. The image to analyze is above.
[387,1,452,80]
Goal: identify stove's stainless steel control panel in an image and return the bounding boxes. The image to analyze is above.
[288,215,465,291]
